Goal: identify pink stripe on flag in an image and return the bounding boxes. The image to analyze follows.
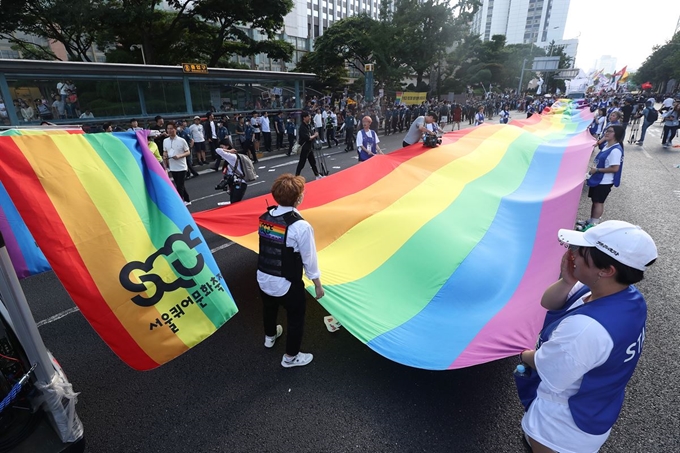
[448,130,595,368]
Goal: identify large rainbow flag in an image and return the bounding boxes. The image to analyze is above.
[0,130,238,370]
[194,105,594,370]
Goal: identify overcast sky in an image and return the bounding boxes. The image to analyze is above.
[563,0,680,72]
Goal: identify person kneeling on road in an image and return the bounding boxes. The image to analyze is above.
[257,174,324,368]
[215,139,248,204]
[402,112,439,148]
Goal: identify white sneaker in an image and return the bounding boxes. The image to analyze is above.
[281,352,313,368]
[316,175,324,180]
[184,201,192,206]
[264,325,283,348]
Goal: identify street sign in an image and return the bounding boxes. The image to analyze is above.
[182,63,208,74]
[531,57,560,71]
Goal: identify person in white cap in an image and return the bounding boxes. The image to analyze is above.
[189,116,207,165]
[516,220,657,453]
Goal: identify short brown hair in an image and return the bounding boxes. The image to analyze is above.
[271,174,305,206]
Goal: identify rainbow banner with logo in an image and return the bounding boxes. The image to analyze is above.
[0,130,238,370]
[194,104,594,370]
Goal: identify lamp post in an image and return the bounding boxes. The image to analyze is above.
[130,44,147,65]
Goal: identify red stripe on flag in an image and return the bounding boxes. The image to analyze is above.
[0,138,158,370]
[193,128,478,237]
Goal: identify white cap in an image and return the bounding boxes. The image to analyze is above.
[557,220,657,271]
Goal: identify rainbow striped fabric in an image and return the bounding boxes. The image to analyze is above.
[0,181,51,279]
[0,130,238,370]
[194,105,594,369]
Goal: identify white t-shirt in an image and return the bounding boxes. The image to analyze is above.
[662,97,674,108]
[260,116,271,133]
[208,120,218,139]
[215,148,241,180]
[163,136,189,172]
[475,112,484,125]
[52,99,65,115]
[355,128,380,151]
[313,113,323,128]
[189,123,205,142]
[596,144,622,185]
[522,282,614,453]
[257,206,321,297]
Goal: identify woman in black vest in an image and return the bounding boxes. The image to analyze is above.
[257,174,325,368]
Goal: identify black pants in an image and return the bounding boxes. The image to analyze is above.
[263,131,272,151]
[208,138,219,159]
[240,140,258,163]
[326,127,338,147]
[277,131,284,149]
[261,279,306,356]
[316,126,325,142]
[345,129,355,150]
[228,181,247,203]
[295,146,319,177]
[170,170,190,202]
[662,125,678,144]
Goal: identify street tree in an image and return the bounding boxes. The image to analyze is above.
[392,0,458,86]
[636,32,680,91]
[0,0,294,66]
[0,0,109,61]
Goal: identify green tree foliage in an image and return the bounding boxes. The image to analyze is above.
[636,32,680,90]
[0,0,109,61]
[0,0,294,66]
[297,0,478,93]
[392,0,458,85]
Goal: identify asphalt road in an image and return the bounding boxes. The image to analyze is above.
[19,117,680,452]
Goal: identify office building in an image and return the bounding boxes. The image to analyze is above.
[470,0,577,62]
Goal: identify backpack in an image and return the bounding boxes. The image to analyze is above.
[326,115,334,129]
[646,108,658,123]
[230,154,258,181]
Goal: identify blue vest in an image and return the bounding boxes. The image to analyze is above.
[587,143,623,187]
[535,285,646,435]
[358,129,377,161]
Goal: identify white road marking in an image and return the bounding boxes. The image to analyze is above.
[36,307,80,327]
[193,192,227,202]
[210,242,235,253]
[36,241,236,327]
[332,166,341,169]
[270,159,300,169]
[268,169,276,172]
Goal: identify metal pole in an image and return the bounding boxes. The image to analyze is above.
[183,76,193,115]
[517,59,527,94]
[0,73,20,126]
[0,231,82,442]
